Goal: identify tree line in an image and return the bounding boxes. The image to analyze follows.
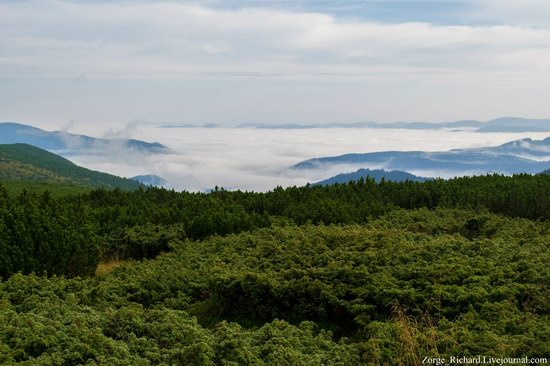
[1,173,549,278]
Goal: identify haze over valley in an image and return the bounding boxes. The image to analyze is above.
[3,0,550,190]
[3,120,550,191]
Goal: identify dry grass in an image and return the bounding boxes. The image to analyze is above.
[95,258,124,276]
[391,303,443,366]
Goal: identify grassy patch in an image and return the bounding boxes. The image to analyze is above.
[95,258,125,276]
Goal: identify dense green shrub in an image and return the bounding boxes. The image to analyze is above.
[1,209,548,364]
[2,174,550,278]
[0,191,99,278]
[1,174,550,363]
[101,223,185,261]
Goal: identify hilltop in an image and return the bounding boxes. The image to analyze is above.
[294,137,550,177]
[0,143,142,194]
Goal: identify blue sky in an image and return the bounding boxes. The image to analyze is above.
[208,0,470,24]
[1,0,550,134]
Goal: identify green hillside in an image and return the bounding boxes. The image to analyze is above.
[0,143,141,194]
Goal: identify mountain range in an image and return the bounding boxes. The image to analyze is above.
[294,137,550,177]
[236,117,550,133]
[0,122,169,156]
[157,117,550,133]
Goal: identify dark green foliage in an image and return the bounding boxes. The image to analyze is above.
[102,223,185,261]
[1,173,550,278]
[82,174,550,238]
[0,181,95,197]
[87,187,273,240]
[1,209,549,364]
[1,173,550,363]
[0,190,99,278]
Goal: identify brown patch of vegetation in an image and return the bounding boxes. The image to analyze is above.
[95,259,124,276]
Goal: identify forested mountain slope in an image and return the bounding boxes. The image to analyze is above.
[0,143,141,192]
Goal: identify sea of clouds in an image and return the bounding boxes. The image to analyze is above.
[64,126,550,192]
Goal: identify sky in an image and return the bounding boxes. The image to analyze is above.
[2,0,550,135]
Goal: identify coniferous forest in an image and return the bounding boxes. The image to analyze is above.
[1,174,550,364]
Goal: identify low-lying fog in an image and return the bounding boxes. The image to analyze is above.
[68,126,550,191]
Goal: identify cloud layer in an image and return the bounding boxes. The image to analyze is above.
[2,0,550,135]
[2,0,550,80]
[68,126,550,192]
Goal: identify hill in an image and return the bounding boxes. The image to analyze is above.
[294,137,550,177]
[475,117,550,132]
[314,168,428,185]
[0,143,142,193]
[0,122,169,155]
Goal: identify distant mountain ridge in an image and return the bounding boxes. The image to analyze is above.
[314,169,429,186]
[0,122,169,155]
[235,117,550,133]
[0,143,142,190]
[157,117,550,133]
[293,137,550,177]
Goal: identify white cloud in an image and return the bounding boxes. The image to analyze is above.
[2,1,550,129]
[2,0,550,80]
[68,126,550,191]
